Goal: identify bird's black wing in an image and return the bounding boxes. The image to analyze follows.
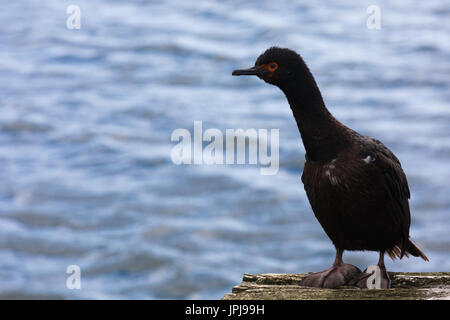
[361,137,411,255]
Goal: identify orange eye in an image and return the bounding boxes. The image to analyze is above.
[267,63,278,71]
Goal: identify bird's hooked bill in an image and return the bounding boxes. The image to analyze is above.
[232,66,270,77]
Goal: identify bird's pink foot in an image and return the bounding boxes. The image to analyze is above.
[299,263,363,288]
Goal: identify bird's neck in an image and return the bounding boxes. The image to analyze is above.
[280,79,352,162]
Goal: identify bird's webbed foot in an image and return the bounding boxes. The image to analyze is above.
[299,263,363,288]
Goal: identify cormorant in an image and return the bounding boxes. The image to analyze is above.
[232,47,428,289]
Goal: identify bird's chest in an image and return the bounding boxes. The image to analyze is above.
[301,153,376,212]
[301,157,361,210]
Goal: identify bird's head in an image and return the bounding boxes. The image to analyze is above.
[232,47,307,87]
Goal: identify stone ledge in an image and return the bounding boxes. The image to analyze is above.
[222,272,450,300]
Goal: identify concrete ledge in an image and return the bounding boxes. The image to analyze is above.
[222,272,450,300]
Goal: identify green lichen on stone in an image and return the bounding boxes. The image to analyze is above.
[222,272,450,300]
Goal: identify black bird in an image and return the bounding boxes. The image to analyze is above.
[232,47,428,289]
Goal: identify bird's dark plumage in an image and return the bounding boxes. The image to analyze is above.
[233,47,428,288]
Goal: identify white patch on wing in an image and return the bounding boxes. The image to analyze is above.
[363,155,375,163]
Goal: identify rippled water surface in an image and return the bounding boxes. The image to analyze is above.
[1,0,449,299]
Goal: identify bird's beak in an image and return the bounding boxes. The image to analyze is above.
[232,66,269,77]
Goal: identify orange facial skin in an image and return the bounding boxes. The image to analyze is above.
[258,62,278,77]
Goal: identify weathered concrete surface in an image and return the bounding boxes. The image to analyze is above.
[222,272,450,300]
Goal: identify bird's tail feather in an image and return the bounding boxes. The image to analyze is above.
[386,239,429,261]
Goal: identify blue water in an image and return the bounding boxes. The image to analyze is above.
[0,0,449,299]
